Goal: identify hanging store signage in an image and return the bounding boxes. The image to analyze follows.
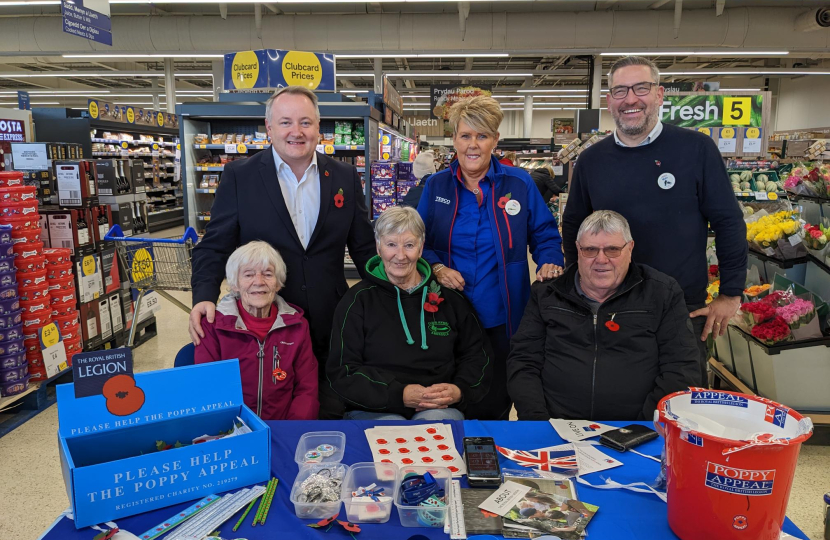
[223,50,269,91]
[383,78,404,116]
[430,84,493,120]
[660,93,764,129]
[0,119,25,142]
[61,0,112,46]
[88,100,178,129]
[17,91,30,111]
[268,49,336,91]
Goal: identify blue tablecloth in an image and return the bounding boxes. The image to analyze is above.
[39,420,809,540]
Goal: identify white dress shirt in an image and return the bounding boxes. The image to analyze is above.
[614,121,664,147]
[272,147,320,249]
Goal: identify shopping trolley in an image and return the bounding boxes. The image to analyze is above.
[104,225,199,347]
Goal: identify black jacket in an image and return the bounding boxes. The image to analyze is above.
[326,256,493,418]
[191,149,376,360]
[530,169,566,201]
[507,262,700,421]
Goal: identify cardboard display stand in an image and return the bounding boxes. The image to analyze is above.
[56,359,270,528]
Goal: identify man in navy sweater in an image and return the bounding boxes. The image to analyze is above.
[562,56,747,385]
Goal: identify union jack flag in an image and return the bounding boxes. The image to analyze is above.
[496,446,579,473]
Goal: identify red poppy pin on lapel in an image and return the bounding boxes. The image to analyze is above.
[334,188,344,208]
[605,313,620,332]
[424,281,444,313]
[325,170,330,176]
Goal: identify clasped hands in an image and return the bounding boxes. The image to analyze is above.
[403,383,461,411]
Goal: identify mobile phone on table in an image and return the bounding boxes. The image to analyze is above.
[463,436,502,487]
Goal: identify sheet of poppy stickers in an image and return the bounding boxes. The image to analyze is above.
[364,423,467,477]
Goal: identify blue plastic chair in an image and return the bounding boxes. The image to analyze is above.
[174,343,195,367]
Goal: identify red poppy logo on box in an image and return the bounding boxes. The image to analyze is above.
[732,515,748,530]
[704,462,775,496]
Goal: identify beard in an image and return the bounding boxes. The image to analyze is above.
[612,103,659,137]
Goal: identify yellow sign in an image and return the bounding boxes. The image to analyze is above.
[152,143,159,151]
[282,51,323,89]
[236,143,248,154]
[697,127,711,136]
[746,127,761,139]
[382,135,391,145]
[132,248,154,282]
[126,107,135,123]
[157,112,164,127]
[723,97,752,126]
[40,323,61,348]
[121,141,129,149]
[382,152,390,160]
[177,143,181,151]
[768,192,779,201]
[231,50,261,90]
[720,127,736,139]
[82,255,96,277]
[324,144,335,155]
[88,101,99,119]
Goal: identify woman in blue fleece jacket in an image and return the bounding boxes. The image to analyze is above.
[417,95,564,420]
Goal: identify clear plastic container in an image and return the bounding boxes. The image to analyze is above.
[294,431,346,467]
[290,463,349,520]
[340,462,399,524]
[394,465,451,528]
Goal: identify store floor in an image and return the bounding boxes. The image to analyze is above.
[0,231,828,540]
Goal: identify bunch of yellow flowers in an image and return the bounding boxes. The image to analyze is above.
[746,211,801,248]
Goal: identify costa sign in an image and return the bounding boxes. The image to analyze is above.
[0,119,25,142]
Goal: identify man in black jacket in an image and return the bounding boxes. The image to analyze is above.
[507,210,699,421]
[189,86,375,417]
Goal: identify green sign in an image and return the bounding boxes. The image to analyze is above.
[660,94,763,129]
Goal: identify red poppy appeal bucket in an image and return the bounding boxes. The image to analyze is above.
[656,389,812,540]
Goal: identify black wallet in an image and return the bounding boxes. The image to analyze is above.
[599,424,658,452]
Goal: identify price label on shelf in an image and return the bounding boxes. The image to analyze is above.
[718,128,737,153]
[224,143,237,154]
[236,143,248,154]
[754,191,769,201]
[768,192,779,201]
[553,165,564,176]
[764,247,776,256]
[743,127,763,154]
[316,144,324,153]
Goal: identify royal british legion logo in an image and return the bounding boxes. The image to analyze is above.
[690,391,749,408]
[705,462,775,496]
[764,405,788,428]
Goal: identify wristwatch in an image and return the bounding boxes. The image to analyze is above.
[432,263,446,274]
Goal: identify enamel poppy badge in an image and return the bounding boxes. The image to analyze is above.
[334,188,344,208]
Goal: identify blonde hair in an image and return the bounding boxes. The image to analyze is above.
[265,86,320,122]
[448,95,503,137]
[504,151,517,165]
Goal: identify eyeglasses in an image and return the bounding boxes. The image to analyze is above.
[608,82,658,100]
[577,242,630,259]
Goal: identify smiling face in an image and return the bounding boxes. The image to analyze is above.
[452,120,499,180]
[577,230,633,302]
[265,92,320,167]
[607,65,664,139]
[234,263,279,313]
[377,232,424,288]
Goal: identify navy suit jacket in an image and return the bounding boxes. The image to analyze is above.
[191,148,376,359]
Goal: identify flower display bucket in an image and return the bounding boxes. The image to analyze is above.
[656,389,812,540]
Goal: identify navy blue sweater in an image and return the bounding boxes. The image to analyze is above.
[562,123,747,306]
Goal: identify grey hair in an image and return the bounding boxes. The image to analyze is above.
[374,206,426,246]
[608,56,661,87]
[576,210,633,244]
[226,240,287,295]
[265,86,320,123]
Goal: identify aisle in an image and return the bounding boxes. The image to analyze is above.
[0,234,826,539]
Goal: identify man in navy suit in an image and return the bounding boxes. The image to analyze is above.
[189,86,375,417]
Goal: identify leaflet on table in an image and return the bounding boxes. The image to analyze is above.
[56,359,270,528]
[549,419,616,441]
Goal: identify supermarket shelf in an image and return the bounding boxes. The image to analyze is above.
[193,143,268,150]
[735,191,787,200]
[194,165,224,172]
[92,138,175,146]
[789,193,830,204]
[747,249,809,268]
[333,145,365,151]
[356,167,365,173]
[195,188,217,194]
[148,207,184,216]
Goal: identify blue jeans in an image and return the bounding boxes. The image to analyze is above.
[343,408,464,421]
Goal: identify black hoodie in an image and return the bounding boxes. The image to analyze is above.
[326,256,493,418]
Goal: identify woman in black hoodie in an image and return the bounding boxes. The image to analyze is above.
[326,206,493,420]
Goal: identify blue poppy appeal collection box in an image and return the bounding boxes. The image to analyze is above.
[56,359,271,528]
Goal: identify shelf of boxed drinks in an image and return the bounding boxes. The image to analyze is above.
[0,168,157,406]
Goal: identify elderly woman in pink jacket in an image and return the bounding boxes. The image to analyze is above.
[195,240,319,420]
